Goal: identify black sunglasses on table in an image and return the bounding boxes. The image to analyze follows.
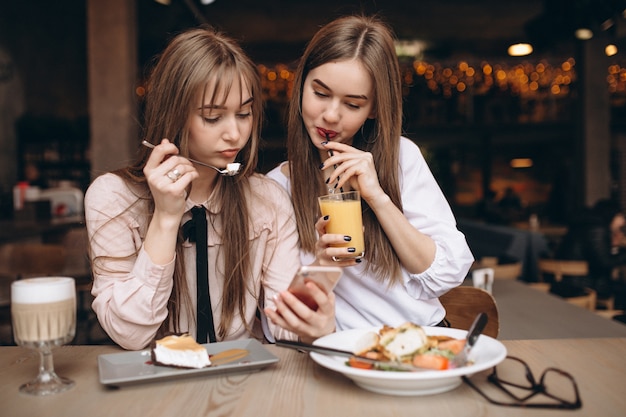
[462,356,582,410]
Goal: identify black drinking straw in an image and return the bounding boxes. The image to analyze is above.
[326,133,344,193]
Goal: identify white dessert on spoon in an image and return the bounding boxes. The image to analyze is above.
[142,141,242,176]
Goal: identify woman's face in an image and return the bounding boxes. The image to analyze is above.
[187,77,253,171]
[301,59,375,156]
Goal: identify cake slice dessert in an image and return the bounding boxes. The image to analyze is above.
[151,334,211,369]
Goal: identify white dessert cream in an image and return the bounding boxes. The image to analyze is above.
[226,163,241,175]
[152,334,211,369]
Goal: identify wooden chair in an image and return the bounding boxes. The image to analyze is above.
[491,262,523,280]
[439,286,499,338]
[472,257,522,280]
[537,259,597,311]
[0,272,12,346]
[479,256,498,267]
[58,228,93,309]
[564,288,597,310]
[538,259,589,282]
[0,243,67,279]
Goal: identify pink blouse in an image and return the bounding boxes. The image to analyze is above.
[85,173,300,350]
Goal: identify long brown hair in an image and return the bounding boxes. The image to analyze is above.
[287,15,404,284]
[93,26,263,338]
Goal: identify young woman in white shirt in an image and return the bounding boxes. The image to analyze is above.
[265,15,474,333]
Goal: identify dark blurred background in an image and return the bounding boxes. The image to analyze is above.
[1,0,626,226]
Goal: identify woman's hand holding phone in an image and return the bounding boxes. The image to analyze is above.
[264,265,342,344]
[287,266,343,310]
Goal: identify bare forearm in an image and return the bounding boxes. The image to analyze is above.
[366,193,436,274]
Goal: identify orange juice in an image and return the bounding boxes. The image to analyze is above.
[318,191,364,259]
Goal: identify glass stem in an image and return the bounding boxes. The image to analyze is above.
[38,347,59,383]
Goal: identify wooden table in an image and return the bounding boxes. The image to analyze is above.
[491,280,626,340]
[1,339,624,417]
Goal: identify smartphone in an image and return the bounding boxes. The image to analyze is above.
[287,265,343,310]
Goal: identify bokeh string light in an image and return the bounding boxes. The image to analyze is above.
[409,59,576,98]
[257,63,294,104]
[257,57,626,124]
[257,59,581,99]
[608,63,626,94]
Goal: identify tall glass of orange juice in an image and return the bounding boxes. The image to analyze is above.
[318,191,364,260]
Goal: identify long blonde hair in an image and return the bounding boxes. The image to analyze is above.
[94,26,263,338]
[287,15,404,284]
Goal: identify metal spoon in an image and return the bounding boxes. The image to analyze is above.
[141,140,241,176]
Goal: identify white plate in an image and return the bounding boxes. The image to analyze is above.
[311,326,507,396]
[98,338,278,387]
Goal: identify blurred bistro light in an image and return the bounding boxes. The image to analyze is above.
[508,43,533,57]
[410,58,577,99]
[257,56,626,110]
[154,0,218,6]
[258,58,579,102]
[395,40,427,59]
[510,158,533,168]
[605,44,618,56]
[135,85,146,97]
[575,28,594,40]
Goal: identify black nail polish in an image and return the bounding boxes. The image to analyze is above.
[319,163,325,169]
[323,215,329,220]
[334,182,338,189]
[325,178,330,184]
[343,236,352,241]
[356,258,362,263]
[347,247,356,253]
[321,141,329,145]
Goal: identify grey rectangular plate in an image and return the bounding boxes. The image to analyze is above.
[98,338,278,387]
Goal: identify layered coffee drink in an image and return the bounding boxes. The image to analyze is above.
[11,277,76,347]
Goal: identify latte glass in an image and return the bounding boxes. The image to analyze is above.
[11,277,76,395]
